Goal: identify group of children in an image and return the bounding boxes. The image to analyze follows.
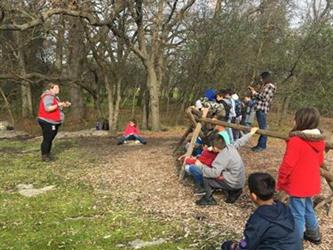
[116,90,325,249]
[181,105,324,249]
[195,88,256,143]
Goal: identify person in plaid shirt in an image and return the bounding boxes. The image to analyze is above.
[249,72,276,152]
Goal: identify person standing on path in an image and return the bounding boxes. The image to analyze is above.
[249,71,276,152]
[37,83,71,161]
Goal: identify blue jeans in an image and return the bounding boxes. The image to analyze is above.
[288,197,319,239]
[117,134,146,144]
[256,110,267,149]
[185,165,203,186]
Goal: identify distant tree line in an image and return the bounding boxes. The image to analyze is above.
[0,0,332,131]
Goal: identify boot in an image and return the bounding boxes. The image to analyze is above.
[47,153,56,161]
[195,195,217,206]
[225,188,242,203]
[41,154,51,162]
[304,227,321,245]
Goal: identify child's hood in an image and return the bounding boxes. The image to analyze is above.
[289,129,325,153]
[256,201,295,232]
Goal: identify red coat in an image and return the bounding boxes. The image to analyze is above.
[185,149,218,167]
[123,123,140,136]
[38,93,61,122]
[277,134,325,197]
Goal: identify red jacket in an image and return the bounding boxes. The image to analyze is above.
[277,132,325,197]
[185,149,218,167]
[38,93,61,122]
[123,123,140,136]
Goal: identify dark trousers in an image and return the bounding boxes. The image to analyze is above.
[256,110,267,149]
[117,134,146,144]
[38,119,60,155]
[203,177,233,198]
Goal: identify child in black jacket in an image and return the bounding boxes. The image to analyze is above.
[221,173,302,250]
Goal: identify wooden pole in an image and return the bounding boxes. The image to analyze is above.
[173,125,193,154]
[198,117,333,150]
[179,109,208,180]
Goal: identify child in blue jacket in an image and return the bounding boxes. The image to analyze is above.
[221,172,301,250]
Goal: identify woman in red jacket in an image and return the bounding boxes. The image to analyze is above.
[38,83,71,161]
[277,107,325,245]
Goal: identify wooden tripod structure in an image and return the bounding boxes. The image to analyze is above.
[176,107,333,216]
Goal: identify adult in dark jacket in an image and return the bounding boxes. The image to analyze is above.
[222,173,301,250]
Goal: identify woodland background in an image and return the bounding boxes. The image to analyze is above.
[0,0,332,133]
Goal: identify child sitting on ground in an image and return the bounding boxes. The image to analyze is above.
[221,172,301,250]
[195,127,258,205]
[117,119,146,145]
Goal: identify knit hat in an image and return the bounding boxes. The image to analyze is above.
[218,130,231,145]
[204,89,216,101]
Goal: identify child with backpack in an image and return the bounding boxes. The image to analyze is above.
[221,173,301,250]
[276,107,325,245]
[117,119,146,145]
[241,96,256,127]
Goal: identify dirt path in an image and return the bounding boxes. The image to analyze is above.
[77,131,333,249]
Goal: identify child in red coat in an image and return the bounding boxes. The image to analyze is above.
[276,107,325,245]
[117,119,146,145]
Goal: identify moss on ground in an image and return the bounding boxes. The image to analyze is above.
[0,139,194,250]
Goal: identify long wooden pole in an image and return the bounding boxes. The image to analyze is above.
[198,117,333,150]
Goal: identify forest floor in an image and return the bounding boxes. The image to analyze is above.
[0,128,333,249]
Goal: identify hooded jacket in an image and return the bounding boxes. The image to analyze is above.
[238,201,301,250]
[123,123,140,136]
[277,129,325,197]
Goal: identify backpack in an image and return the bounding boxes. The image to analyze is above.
[219,100,231,120]
[234,99,242,118]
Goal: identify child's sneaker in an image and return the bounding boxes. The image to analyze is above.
[135,140,141,144]
[304,228,321,245]
[195,196,217,206]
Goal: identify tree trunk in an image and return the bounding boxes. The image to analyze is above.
[141,90,148,130]
[105,75,115,131]
[0,85,15,126]
[112,77,122,132]
[278,95,291,126]
[16,32,33,118]
[21,82,33,118]
[55,16,65,72]
[146,65,161,131]
[68,17,85,119]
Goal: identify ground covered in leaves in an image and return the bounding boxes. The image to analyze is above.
[1,129,332,249]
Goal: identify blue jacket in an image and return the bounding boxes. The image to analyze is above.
[238,201,301,250]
